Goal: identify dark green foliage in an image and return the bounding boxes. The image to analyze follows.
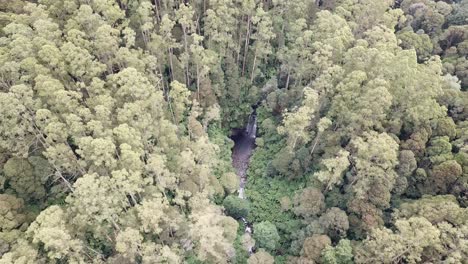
[253,221,281,251]
[245,140,306,252]
[223,195,250,219]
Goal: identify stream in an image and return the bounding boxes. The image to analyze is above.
[231,111,257,254]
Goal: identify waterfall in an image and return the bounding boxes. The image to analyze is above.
[245,113,257,139]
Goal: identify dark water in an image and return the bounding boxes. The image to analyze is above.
[231,113,257,193]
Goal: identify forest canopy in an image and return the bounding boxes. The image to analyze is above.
[0,0,467,263]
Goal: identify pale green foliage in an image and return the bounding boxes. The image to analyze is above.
[247,249,274,264]
[203,103,221,129]
[0,93,34,156]
[116,227,143,260]
[330,71,393,134]
[0,239,42,264]
[27,205,84,261]
[219,172,239,194]
[250,7,276,81]
[392,195,468,262]
[337,0,397,34]
[346,131,400,236]
[61,42,106,81]
[140,243,182,264]
[321,239,354,264]
[397,29,433,60]
[169,80,191,123]
[0,0,465,262]
[395,195,467,227]
[278,87,319,149]
[315,149,350,190]
[313,11,354,57]
[348,132,399,208]
[65,173,127,233]
[204,0,238,56]
[189,194,238,263]
[355,217,440,264]
[136,196,170,235]
[76,137,117,173]
[145,153,177,190]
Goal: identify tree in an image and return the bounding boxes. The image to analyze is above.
[321,239,354,264]
[219,172,239,195]
[175,3,196,87]
[397,150,417,178]
[0,239,43,264]
[27,206,85,262]
[428,160,462,194]
[188,193,238,263]
[448,0,468,26]
[204,0,238,58]
[293,187,325,218]
[397,28,433,60]
[169,80,191,123]
[3,157,46,201]
[318,207,349,240]
[65,173,127,234]
[277,87,319,150]
[393,195,468,262]
[0,92,34,156]
[115,227,143,261]
[337,0,396,35]
[315,149,350,191]
[0,194,27,232]
[247,249,274,264]
[346,132,399,237]
[301,234,332,262]
[355,217,440,264]
[223,195,250,219]
[0,0,465,261]
[249,6,275,83]
[61,41,106,82]
[253,221,280,251]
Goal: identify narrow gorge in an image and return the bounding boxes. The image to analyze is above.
[231,109,258,254]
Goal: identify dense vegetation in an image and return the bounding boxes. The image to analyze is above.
[0,0,467,263]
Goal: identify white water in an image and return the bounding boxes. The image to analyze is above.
[245,113,257,139]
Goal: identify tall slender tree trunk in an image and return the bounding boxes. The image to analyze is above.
[185,62,190,88]
[141,29,149,47]
[250,51,257,83]
[310,133,321,156]
[168,98,176,124]
[168,48,174,82]
[236,29,243,66]
[159,64,167,94]
[241,16,251,76]
[153,0,160,23]
[196,17,202,35]
[196,63,200,101]
[182,27,190,87]
[285,68,291,89]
